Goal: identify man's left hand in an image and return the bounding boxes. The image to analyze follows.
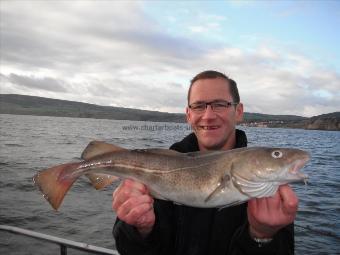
[247,184,298,238]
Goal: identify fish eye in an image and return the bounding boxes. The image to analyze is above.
[271,150,283,158]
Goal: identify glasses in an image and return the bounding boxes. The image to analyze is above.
[188,100,238,113]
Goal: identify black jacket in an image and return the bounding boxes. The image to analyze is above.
[113,130,294,255]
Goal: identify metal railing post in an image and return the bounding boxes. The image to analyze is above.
[61,244,67,255]
[0,225,118,255]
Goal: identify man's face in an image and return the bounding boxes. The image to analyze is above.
[186,78,243,151]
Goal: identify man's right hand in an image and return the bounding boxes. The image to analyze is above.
[112,179,155,237]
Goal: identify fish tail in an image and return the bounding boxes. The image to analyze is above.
[33,162,81,211]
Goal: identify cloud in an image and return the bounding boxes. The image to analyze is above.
[84,77,187,113]
[6,74,68,93]
[194,45,340,116]
[1,1,204,74]
[1,1,339,117]
[187,13,226,34]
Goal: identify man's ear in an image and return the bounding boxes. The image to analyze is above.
[235,103,244,123]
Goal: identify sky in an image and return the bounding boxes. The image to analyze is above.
[0,0,339,117]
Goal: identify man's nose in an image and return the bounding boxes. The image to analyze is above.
[201,105,217,119]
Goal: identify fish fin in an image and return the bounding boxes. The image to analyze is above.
[232,167,278,198]
[33,162,80,211]
[204,174,231,203]
[243,183,278,198]
[85,173,120,190]
[81,141,126,160]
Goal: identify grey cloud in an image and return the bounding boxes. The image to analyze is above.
[88,78,186,112]
[102,29,206,59]
[7,74,68,93]
[1,1,206,74]
[86,82,123,98]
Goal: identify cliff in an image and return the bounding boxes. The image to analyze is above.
[304,112,340,131]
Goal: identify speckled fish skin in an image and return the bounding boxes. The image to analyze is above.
[33,142,310,210]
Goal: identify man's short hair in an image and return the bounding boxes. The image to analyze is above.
[187,70,240,104]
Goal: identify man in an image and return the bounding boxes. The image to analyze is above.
[112,70,297,254]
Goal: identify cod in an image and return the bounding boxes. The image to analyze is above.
[33,141,310,210]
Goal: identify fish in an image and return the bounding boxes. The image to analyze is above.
[33,141,310,211]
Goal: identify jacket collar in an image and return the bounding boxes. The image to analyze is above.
[170,129,247,153]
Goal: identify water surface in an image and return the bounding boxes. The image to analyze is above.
[0,114,339,254]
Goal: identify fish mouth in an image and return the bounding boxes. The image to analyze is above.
[287,155,310,182]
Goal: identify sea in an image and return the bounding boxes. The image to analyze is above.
[0,114,339,255]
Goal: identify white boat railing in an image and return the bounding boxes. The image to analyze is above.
[0,225,119,255]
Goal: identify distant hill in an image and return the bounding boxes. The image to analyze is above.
[243,112,305,122]
[0,94,339,131]
[303,112,340,131]
[0,94,185,122]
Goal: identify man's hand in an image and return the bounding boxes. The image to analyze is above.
[247,184,298,238]
[112,179,155,237]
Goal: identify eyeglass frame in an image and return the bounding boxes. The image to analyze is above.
[188,100,239,113]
